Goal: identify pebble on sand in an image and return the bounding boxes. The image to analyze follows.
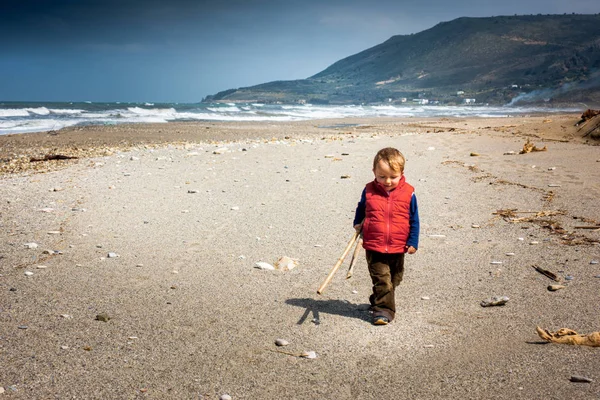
[570,375,593,383]
[24,271,34,276]
[24,242,38,249]
[255,262,275,270]
[548,285,566,291]
[95,313,111,322]
[107,252,119,258]
[480,296,509,307]
[220,395,232,400]
[275,339,289,347]
[301,351,317,359]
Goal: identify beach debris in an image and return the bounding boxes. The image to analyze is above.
[213,147,228,154]
[275,339,289,347]
[40,207,54,213]
[18,325,28,329]
[536,326,600,347]
[107,252,119,258]
[591,260,599,264]
[30,154,78,162]
[471,224,480,228]
[275,256,298,271]
[421,296,430,300]
[36,265,48,269]
[254,261,275,270]
[565,275,574,281]
[60,314,72,319]
[503,151,516,155]
[505,252,515,256]
[490,261,502,265]
[42,249,63,255]
[340,175,351,179]
[423,344,435,348]
[346,237,362,279]
[533,265,560,281]
[24,271,34,276]
[570,376,593,383]
[24,242,38,249]
[470,152,480,156]
[230,206,239,210]
[519,139,547,154]
[480,295,509,307]
[576,109,600,138]
[220,395,232,400]
[95,313,111,322]
[548,284,566,291]
[427,234,446,238]
[548,184,561,187]
[188,189,199,194]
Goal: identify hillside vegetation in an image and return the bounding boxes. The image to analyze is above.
[203,14,600,105]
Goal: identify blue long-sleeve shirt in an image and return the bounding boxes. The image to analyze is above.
[353,187,420,249]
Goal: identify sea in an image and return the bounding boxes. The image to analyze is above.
[0,101,581,136]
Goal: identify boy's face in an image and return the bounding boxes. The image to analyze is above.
[373,160,402,191]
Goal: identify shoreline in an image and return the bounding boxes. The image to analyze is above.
[0,113,591,176]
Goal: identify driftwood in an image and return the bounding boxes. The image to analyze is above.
[30,154,78,162]
[575,109,600,126]
[317,230,360,294]
[532,265,560,282]
[536,326,600,347]
[576,109,600,138]
[346,237,363,279]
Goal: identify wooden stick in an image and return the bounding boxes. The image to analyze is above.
[574,225,600,229]
[533,265,560,282]
[346,238,362,279]
[317,231,359,294]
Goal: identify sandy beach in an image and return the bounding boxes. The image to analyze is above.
[1,114,600,399]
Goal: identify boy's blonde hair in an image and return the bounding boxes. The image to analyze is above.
[373,147,405,173]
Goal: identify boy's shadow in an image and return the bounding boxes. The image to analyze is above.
[285,298,371,324]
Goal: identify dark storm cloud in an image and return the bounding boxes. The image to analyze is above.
[1,0,599,102]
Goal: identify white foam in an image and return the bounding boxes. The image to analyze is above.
[0,109,30,117]
[49,108,84,115]
[25,107,50,115]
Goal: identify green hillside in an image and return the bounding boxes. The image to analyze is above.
[203,14,600,105]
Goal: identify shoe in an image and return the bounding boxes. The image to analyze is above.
[373,316,389,325]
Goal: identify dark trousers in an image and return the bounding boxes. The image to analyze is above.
[366,250,405,321]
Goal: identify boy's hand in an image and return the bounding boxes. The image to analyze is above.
[354,224,362,232]
[406,246,417,254]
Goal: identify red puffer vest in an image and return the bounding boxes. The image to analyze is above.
[362,177,414,253]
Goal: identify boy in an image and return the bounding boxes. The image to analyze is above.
[353,147,419,325]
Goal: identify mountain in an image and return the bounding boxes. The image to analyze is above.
[203,14,600,106]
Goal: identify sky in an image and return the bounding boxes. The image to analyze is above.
[1,0,599,103]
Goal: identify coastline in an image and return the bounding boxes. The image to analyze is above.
[1,113,599,399]
[0,113,590,175]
